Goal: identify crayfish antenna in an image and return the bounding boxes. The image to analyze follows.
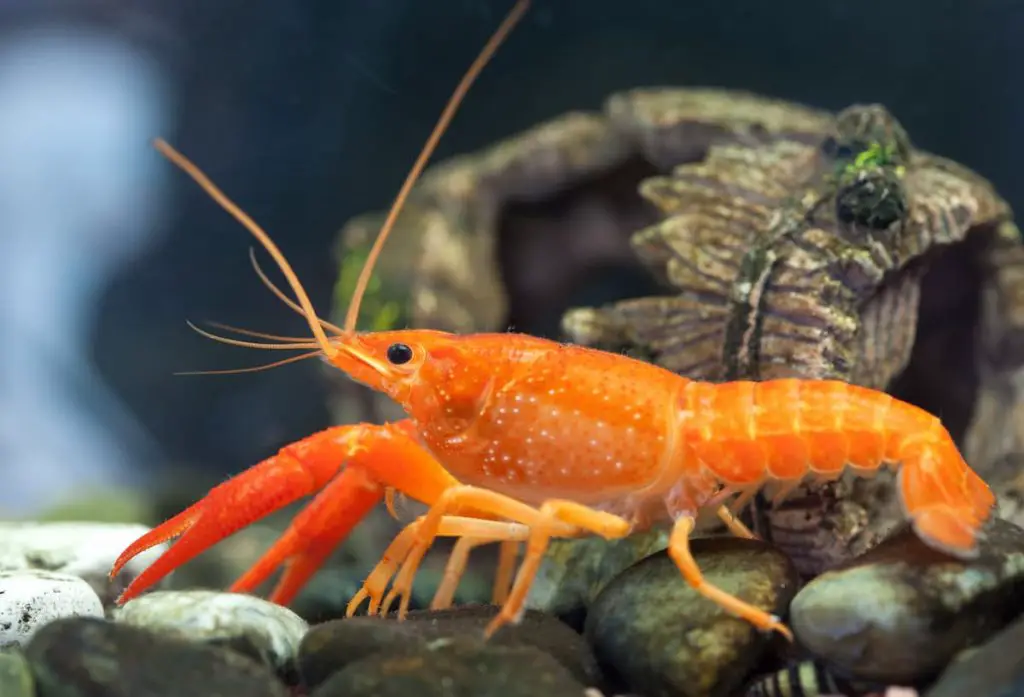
[154,139,338,359]
[342,0,530,333]
[155,0,529,347]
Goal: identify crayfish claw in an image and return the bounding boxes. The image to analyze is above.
[109,504,203,602]
[228,466,385,604]
[111,425,376,605]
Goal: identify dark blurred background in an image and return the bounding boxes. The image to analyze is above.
[2,0,1022,515]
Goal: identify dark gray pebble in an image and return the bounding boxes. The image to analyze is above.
[790,518,1024,684]
[527,529,670,628]
[309,636,589,697]
[24,616,288,697]
[298,604,603,690]
[585,536,799,697]
[924,611,1024,697]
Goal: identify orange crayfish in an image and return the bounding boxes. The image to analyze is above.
[111,0,996,642]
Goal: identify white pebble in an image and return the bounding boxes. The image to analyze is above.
[0,570,103,647]
[0,522,169,605]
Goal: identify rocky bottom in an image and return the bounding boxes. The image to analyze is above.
[1,517,1023,697]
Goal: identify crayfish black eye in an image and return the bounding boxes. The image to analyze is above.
[386,342,414,365]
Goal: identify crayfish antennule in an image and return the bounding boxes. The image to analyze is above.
[247,247,348,338]
[153,138,337,359]
[341,0,531,334]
